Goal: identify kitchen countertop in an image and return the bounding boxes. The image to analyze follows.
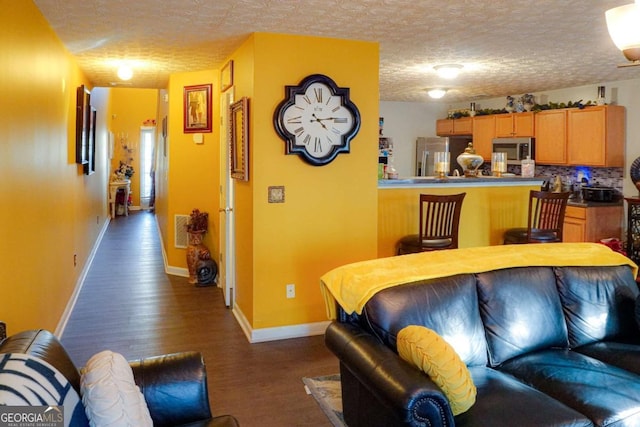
[567,198,623,208]
[379,176,624,208]
[379,175,545,188]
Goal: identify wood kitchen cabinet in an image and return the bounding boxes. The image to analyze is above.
[436,117,473,136]
[563,204,623,243]
[567,105,625,167]
[495,112,535,137]
[534,110,567,165]
[471,115,495,160]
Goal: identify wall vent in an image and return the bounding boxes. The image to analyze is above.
[174,214,189,248]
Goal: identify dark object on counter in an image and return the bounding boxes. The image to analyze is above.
[504,190,570,244]
[582,185,616,202]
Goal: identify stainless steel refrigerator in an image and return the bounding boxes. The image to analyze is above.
[416,136,473,176]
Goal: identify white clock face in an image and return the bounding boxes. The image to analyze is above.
[281,82,355,159]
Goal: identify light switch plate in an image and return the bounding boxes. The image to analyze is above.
[268,186,285,203]
[193,133,203,144]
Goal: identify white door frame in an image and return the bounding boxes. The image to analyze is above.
[219,88,235,307]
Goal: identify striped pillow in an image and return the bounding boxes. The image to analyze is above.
[0,352,88,426]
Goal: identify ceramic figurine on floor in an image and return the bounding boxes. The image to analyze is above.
[187,231,208,284]
[185,209,211,285]
[196,254,218,286]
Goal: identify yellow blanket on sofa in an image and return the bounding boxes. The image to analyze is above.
[320,243,638,319]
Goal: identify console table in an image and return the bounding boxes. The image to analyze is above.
[109,180,130,218]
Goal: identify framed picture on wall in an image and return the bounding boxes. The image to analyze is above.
[83,107,97,175]
[230,97,249,181]
[183,84,212,133]
[75,85,90,164]
[221,60,233,92]
[162,116,167,157]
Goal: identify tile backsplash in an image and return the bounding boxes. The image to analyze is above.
[533,165,622,191]
[480,164,623,191]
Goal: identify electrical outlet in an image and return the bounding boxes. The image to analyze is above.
[286,284,295,299]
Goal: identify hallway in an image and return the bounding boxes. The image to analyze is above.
[61,211,337,426]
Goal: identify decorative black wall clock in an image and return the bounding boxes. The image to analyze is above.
[274,74,361,166]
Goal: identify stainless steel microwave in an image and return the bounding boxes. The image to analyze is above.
[492,138,534,165]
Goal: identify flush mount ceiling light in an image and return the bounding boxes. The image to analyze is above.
[427,88,447,99]
[434,64,463,79]
[606,1,640,66]
[117,65,133,80]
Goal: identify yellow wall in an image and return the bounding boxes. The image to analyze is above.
[377,185,540,258]
[154,90,170,257]
[228,33,380,329]
[226,39,255,322]
[158,70,221,269]
[109,88,159,207]
[0,1,110,334]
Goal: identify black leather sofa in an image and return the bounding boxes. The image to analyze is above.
[0,329,239,427]
[326,264,640,427]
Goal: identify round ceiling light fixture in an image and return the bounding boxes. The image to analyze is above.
[606,1,640,63]
[434,64,463,79]
[427,88,447,99]
[117,65,133,81]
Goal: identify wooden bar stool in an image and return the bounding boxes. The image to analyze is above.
[503,190,570,244]
[396,193,466,255]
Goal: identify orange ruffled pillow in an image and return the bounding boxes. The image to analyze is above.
[397,325,476,416]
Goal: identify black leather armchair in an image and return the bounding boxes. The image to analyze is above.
[0,329,238,427]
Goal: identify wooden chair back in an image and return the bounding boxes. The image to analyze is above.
[527,190,571,243]
[419,193,466,250]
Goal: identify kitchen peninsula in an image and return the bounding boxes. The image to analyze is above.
[377,176,544,257]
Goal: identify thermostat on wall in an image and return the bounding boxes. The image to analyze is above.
[193,133,203,144]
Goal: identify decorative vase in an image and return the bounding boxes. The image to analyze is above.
[186,231,209,284]
[456,143,484,177]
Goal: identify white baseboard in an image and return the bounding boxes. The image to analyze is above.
[166,265,189,277]
[232,305,330,343]
[154,216,189,277]
[56,218,111,338]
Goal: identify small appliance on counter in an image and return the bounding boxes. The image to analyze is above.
[581,185,617,202]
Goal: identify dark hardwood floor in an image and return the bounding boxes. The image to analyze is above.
[61,211,338,426]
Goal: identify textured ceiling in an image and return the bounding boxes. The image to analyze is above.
[33,0,640,103]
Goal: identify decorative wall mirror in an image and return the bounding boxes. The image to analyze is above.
[229,97,249,181]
